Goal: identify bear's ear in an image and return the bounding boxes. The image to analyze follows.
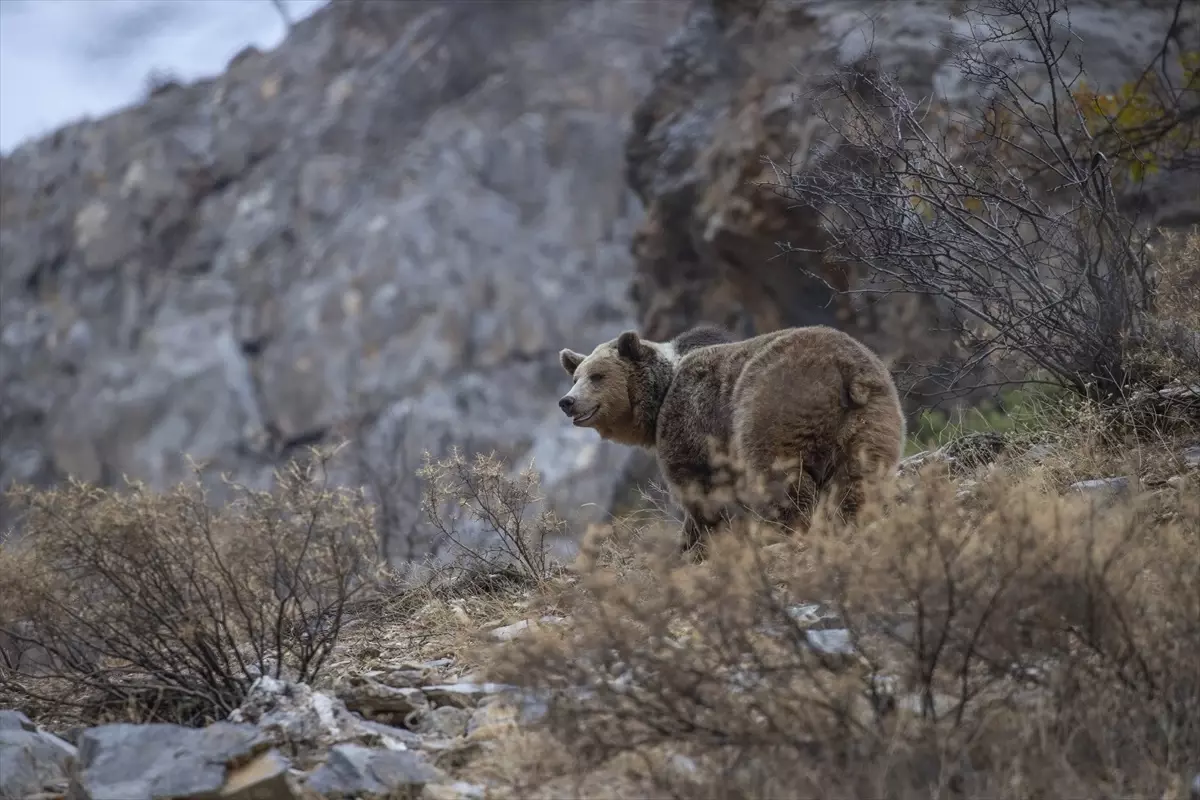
[560,348,585,375]
[616,330,644,361]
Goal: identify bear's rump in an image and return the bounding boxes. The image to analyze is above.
[730,354,846,479]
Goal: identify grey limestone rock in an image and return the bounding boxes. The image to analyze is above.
[67,722,266,800]
[304,744,444,798]
[0,713,77,800]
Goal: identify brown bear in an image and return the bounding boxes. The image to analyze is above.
[558,324,905,554]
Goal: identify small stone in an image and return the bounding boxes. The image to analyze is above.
[489,619,532,641]
[785,603,842,629]
[899,449,942,475]
[1182,446,1200,469]
[422,683,517,709]
[893,691,963,717]
[336,676,429,722]
[422,781,488,800]
[806,628,855,656]
[489,615,566,642]
[1188,771,1199,800]
[1158,383,1199,400]
[353,719,423,750]
[304,744,445,797]
[415,706,471,739]
[669,754,699,776]
[1020,442,1057,463]
[805,628,862,669]
[1069,476,1132,497]
[220,749,295,800]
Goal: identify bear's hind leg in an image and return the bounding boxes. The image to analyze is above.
[775,467,821,534]
[829,439,897,525]
[680,513,711,560]
[741,458,821,535]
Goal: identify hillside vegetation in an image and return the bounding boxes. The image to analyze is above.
[1,0,1198,797]
[2,229,1196,799]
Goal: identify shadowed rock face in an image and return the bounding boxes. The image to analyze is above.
[624,0,1198,410]
[0,1,685,548]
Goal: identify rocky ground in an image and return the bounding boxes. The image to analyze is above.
[4,403,1197,799]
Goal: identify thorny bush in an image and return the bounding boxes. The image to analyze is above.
[484,454,1200,799]
[419,448,566,583]
[0,446,379,726]
[776,0,1199,404]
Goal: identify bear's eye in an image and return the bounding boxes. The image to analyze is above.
[589,374,604,383]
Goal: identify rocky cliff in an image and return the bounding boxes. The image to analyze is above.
[0,0,686,556]
[624,0,1198,382]
[1,0,1194,559]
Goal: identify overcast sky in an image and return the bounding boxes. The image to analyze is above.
[0,0,327,154]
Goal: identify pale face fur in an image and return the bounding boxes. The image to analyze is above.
[558,331,678,448]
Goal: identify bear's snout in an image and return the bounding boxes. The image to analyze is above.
[558,396,576,415]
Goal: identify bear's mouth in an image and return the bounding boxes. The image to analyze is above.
[573,409,598,426]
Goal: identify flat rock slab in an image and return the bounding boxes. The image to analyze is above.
[421,683,518,710]
[221,749,296,800]
[304,744,445,798]
[1,725,77,800]
[1069,477,1133,502]
[335,676,429,722]
[0,710,37,732]
[69,722,267,800]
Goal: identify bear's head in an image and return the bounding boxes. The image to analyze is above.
[557,330,675,448]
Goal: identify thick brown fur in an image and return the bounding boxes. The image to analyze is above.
[671,323,737,356]
[558,325,905,555]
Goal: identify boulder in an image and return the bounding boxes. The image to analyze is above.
[413,707,471,740]
[0,713,77,800]
[334,676,430,727]
[304,744,444,798]
[220,750,297,800]
[228,677,419,767]
[67,722,268,800]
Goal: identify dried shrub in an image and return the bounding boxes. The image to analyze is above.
[1133,227,1200,391]
[1074,29,1200,181]
[775,0,1198,403]
[419,448,566,583]
[483,453,1200,799]
[0,446,379,726]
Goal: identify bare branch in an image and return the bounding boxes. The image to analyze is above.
[769,0,1196,403]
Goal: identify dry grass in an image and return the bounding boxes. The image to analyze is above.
[0,445,380,727]
[320,565,567,687]
[449,403,1200,800]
